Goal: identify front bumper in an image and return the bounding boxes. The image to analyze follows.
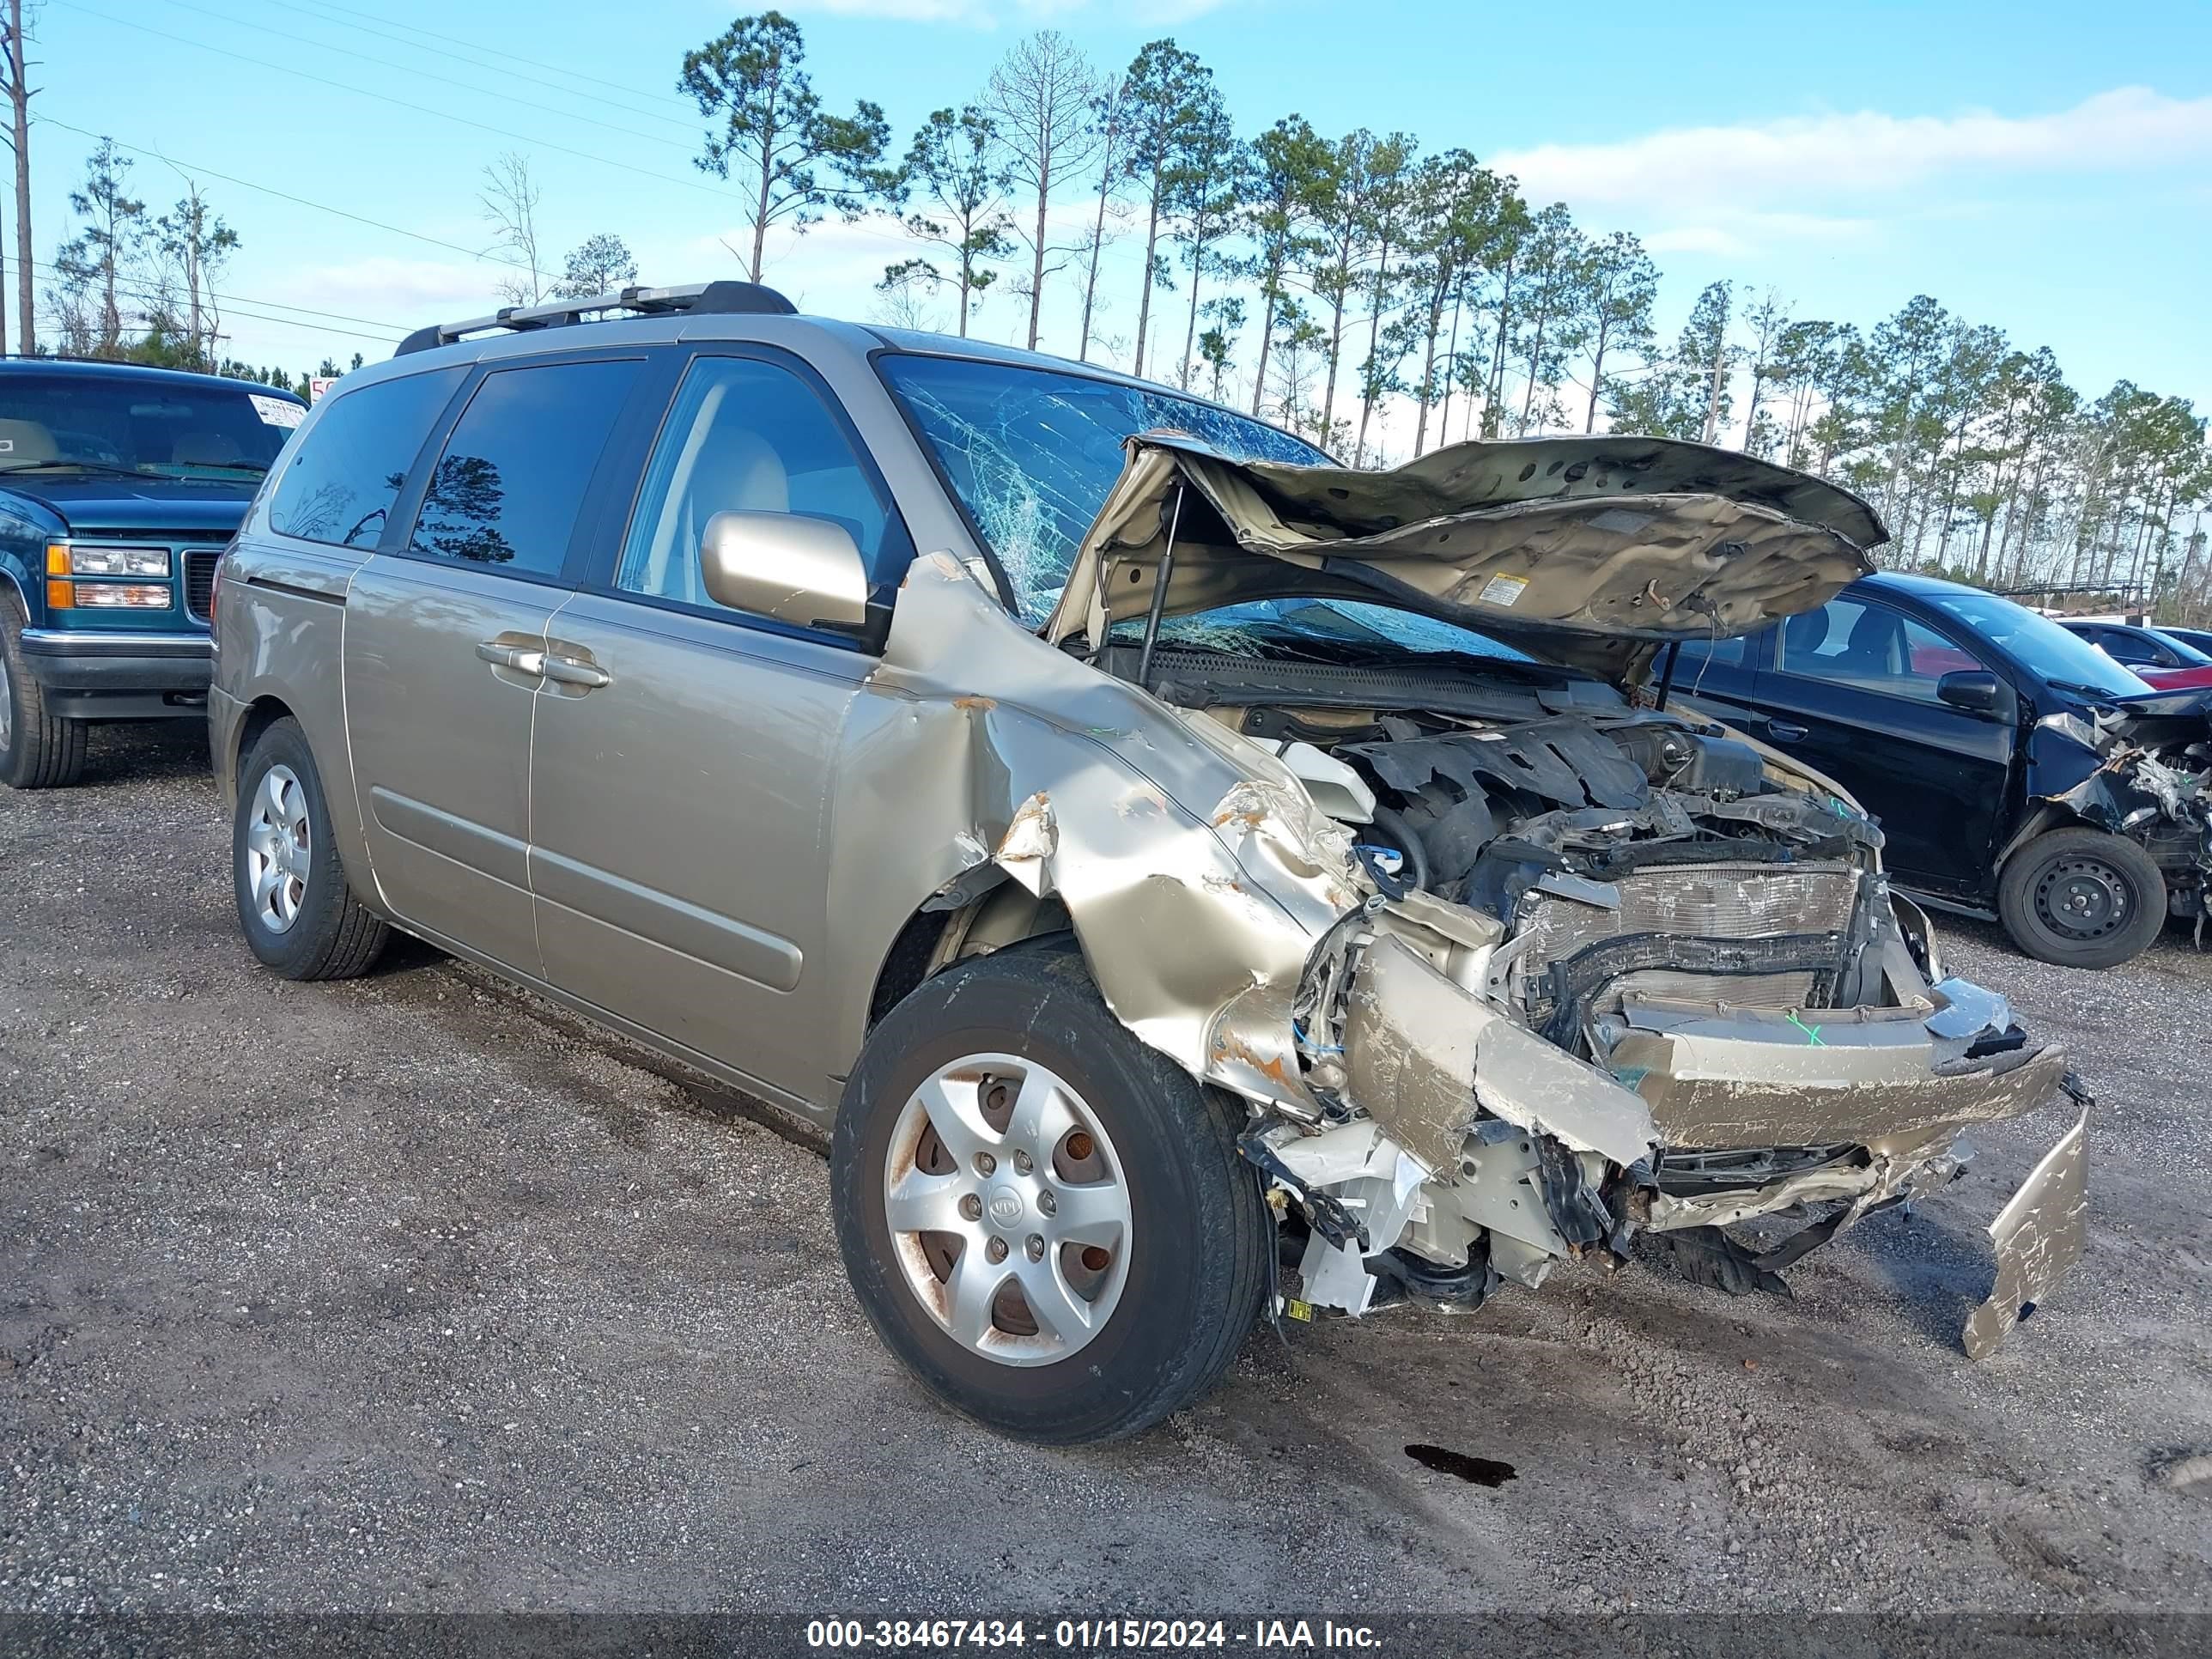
[1304,931,2085,1356]
[19,628,213,715]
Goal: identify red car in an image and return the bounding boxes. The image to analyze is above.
[2058,621,2212,691]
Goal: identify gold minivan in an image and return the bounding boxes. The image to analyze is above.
[214,283,2088,1442]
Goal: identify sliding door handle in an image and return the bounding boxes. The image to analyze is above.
[541,656,611,689]
[475,640,545,674]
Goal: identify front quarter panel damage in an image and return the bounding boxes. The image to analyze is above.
[826,552,1360,1109]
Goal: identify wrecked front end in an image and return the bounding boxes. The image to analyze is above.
[2027,696,2212,938]
[876,433,2088,1361]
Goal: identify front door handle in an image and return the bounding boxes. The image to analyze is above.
[1764,719,1808,742]
[475,639,545,675]
[541,655,612,690]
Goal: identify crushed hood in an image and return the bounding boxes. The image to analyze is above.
[1044,433,1887,678]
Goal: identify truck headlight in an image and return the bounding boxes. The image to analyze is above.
[69,582,173,608]
[50,542,171,577]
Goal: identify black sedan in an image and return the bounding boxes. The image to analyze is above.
[1670,571,2211,969]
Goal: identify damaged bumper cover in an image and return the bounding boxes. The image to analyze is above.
[1281,918,2086,1356]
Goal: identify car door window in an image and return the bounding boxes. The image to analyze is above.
[268,368,463,548]
[2098,630,2164,666]
[408,358,641,576]
[1774,596,1977,705]
[615,356,900,613]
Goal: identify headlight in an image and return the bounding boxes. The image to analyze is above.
[51,543,171,577]
[69,582,173,608]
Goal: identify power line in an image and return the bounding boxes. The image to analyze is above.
[283,0,694,117]
[148,0,704,158]
[29,116,556,285]
[32,258,398,344]
[266,0,700,133]
[59,0,735,203]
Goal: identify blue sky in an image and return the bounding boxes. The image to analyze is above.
[29,0,2212,439]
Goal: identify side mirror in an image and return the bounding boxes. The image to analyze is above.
[1936,668,2002,714]
[699,509,868,629]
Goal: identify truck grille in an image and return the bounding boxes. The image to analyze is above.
[184,550,220,621]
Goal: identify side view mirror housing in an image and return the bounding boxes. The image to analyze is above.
[698,509,868,629]
[1936,667,2002,714]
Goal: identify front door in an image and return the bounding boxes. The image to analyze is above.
[1746,592,2015,895]
[527,350,913,1103]
[343,353,646,973]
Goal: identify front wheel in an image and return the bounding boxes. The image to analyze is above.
[0,599,88,789]
[1996,825,2166,969]
[832,940,1271,1444]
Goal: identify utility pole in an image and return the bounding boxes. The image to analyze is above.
[3,0,31,356]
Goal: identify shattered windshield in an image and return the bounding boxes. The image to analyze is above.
[880,351,1328,624]
[1923,588,2151,700]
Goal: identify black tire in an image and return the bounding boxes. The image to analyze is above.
[233,716,391,980]
[1996,826,2166,969]
[832,939,1272,1444]
[0,595,88,789]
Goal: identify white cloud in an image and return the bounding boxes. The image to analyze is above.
[1493,86,2212,220]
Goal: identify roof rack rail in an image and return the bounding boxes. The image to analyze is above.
[393,280,797,356]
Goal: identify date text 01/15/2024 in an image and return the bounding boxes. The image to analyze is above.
[804,1619,1383,1650]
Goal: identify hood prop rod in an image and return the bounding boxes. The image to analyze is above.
[1135,483,1185,691]
[1652,638,1681,712]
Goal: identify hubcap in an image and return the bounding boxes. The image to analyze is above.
[883,1054,1132,1368]
[242,763,313,934]
[2033,855,2130,941]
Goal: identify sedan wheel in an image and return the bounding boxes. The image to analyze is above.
[1996,825,2166,969]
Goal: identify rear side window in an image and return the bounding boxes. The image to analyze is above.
[409,358,641,576]
[268,368,462,548]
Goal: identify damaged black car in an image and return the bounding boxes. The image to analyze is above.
[1671,571,2212,969]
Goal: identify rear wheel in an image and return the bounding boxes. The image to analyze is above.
[1996,826,2166,969]
[0,598,88,789]
[233,716,391,980]
[832,940,1271,1444]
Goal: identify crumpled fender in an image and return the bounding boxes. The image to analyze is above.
[822,552,1364,1107]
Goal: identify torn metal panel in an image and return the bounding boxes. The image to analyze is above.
[1042,434,1885,678]
[1340,932,1660,1171]
[1604,1000,2069,1157]
[830,551,1363,1109]
[1964,1110,2089,1359]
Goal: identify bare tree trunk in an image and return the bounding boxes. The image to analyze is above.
[1352,239,1394,464]
[1079,170,1112,362]
[1583,325,1609,434]
[1249,276,1278,416]
[1437,291,1462,447]
[1179,238,1204,390]
[1699,325,1727,444]
[1132,185,1163,378]
[1413,304,1441,456]
[1027,181,1047,351]
[1321,288,1347,441]
[1482,290,1513,438]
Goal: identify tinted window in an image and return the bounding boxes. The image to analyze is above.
[2094,629,2166,667]
[879,352,1329,623]
[410,358,641,575]
[0,370,302,479]
[1776,596,1979,705]
[270,369,461,548]
[1670,632,1749,669]
[617,356,904,610]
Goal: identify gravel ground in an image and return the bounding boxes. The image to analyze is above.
[3,722,2209,1617]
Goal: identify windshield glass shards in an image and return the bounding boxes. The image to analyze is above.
[879,351,1328,624]
[0,374,300,480]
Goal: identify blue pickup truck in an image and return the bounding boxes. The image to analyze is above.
[0,359,305,787]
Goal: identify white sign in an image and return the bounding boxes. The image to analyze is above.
[249,393,306,428]
[308,377,339,404]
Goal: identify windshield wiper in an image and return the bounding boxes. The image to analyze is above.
[2045,678,2147,703]
[0,459,154,481]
